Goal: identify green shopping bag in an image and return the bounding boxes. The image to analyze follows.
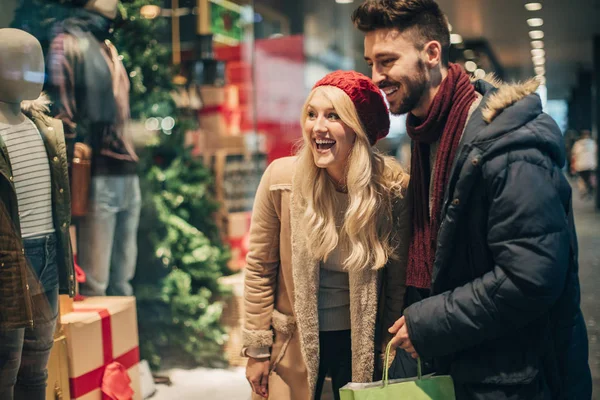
[339,341,455,400]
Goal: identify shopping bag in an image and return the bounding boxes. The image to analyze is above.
[339,341,455,400]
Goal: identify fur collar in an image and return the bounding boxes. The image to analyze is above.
[475,75,540,124]
[20,93,52,121]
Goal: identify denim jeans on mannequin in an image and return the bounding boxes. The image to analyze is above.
[0,233,59,400]
[78,175,141,296]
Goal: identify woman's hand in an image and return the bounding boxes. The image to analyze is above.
[246,357,270,398]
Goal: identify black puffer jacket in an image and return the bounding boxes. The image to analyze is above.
[403,79,592,399]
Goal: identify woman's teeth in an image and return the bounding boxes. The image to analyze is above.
[316,139,336,150]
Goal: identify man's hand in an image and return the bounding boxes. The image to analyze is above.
[246,357,270,398]
[389,316,419,359]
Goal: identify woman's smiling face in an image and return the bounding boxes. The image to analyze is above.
[303,90,356,179]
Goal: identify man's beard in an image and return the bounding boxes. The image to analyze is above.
[381,60,428,116]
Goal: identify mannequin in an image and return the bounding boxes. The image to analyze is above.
[0,28,75,400]
[47,0,141,297]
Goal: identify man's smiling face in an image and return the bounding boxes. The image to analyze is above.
[364,28,430,115]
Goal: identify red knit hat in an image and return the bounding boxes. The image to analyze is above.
[313,70,390,145]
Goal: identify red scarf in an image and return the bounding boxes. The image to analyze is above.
[405,63,476,289]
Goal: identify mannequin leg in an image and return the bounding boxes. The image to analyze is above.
[14,306,56,400]
[107,176,141,296]
[12,234,59,400]
[78,177,118,296]
[0,328,24,400]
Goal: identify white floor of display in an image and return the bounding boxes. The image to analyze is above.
[151,367,251,400]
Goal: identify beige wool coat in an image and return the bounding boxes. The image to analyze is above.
[243,156,410,400]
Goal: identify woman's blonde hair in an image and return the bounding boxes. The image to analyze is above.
[297,85,407,271]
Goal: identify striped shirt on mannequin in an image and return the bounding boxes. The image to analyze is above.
[0,119,55,239]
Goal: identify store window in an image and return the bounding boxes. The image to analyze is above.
[0,0,386,383]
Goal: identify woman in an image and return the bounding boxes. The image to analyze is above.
[243,70,410,400]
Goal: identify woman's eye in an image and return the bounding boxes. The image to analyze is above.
[328,113,340,120]
[307,111,316,119]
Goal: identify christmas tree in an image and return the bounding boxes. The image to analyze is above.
[12,0,232,369]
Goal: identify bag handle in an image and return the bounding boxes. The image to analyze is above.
[383,341,422,387]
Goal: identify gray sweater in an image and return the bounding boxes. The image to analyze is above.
[318,190,351,332]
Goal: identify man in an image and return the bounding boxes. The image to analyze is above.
[353,0,591,398]
[571,130,597,199]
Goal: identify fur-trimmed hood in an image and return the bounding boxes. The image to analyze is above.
[466,76,565,167]
[474,75,540,124]
[21,93,52,120]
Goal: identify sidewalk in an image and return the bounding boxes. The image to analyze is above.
[150,183,600,400]
[151,367,250,399]
[571,186,600,396]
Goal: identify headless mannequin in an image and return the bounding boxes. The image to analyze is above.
[0,28,70,400]
[47,0,141,297]
[0,29,44,124]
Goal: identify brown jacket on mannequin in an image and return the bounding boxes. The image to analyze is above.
[0,95,75,330]
[243,156,410,400]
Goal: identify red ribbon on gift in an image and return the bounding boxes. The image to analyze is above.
[198,105,226,115]
[73,254,87,284]
[198,105,239,128]
[69,307,140,400]
[228,233,250,259]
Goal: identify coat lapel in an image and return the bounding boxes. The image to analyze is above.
[290,168,321,396]
[349,267,379,383]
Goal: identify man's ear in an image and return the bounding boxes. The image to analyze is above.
[422,40,443,69]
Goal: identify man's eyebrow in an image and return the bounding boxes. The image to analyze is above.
[373,52,399,59]
[364,52,399,61]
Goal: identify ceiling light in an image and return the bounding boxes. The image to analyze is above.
[527,18,544,27]
[335,0,353,3]
[531,49,546,57]
[463,49,476,59]
[450,34,463,44]
[529,30,544,40]
[465,61,477,72]
[534,66,546,75]
[531,40,544,49]
[525,2,543,11]
[533,56,546,65]
[140,5,161,19]
[474,69,486,79]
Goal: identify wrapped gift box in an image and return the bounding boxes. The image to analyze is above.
[198,85,242,136]
[226,211,252,271]
[47,334,71,400]
[185,129,246,156]
[61,297,141,400]
[224,62,251,85]
[199,85,239,108]
[198,109,242,136]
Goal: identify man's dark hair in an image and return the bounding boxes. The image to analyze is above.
[352,0,450,66]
